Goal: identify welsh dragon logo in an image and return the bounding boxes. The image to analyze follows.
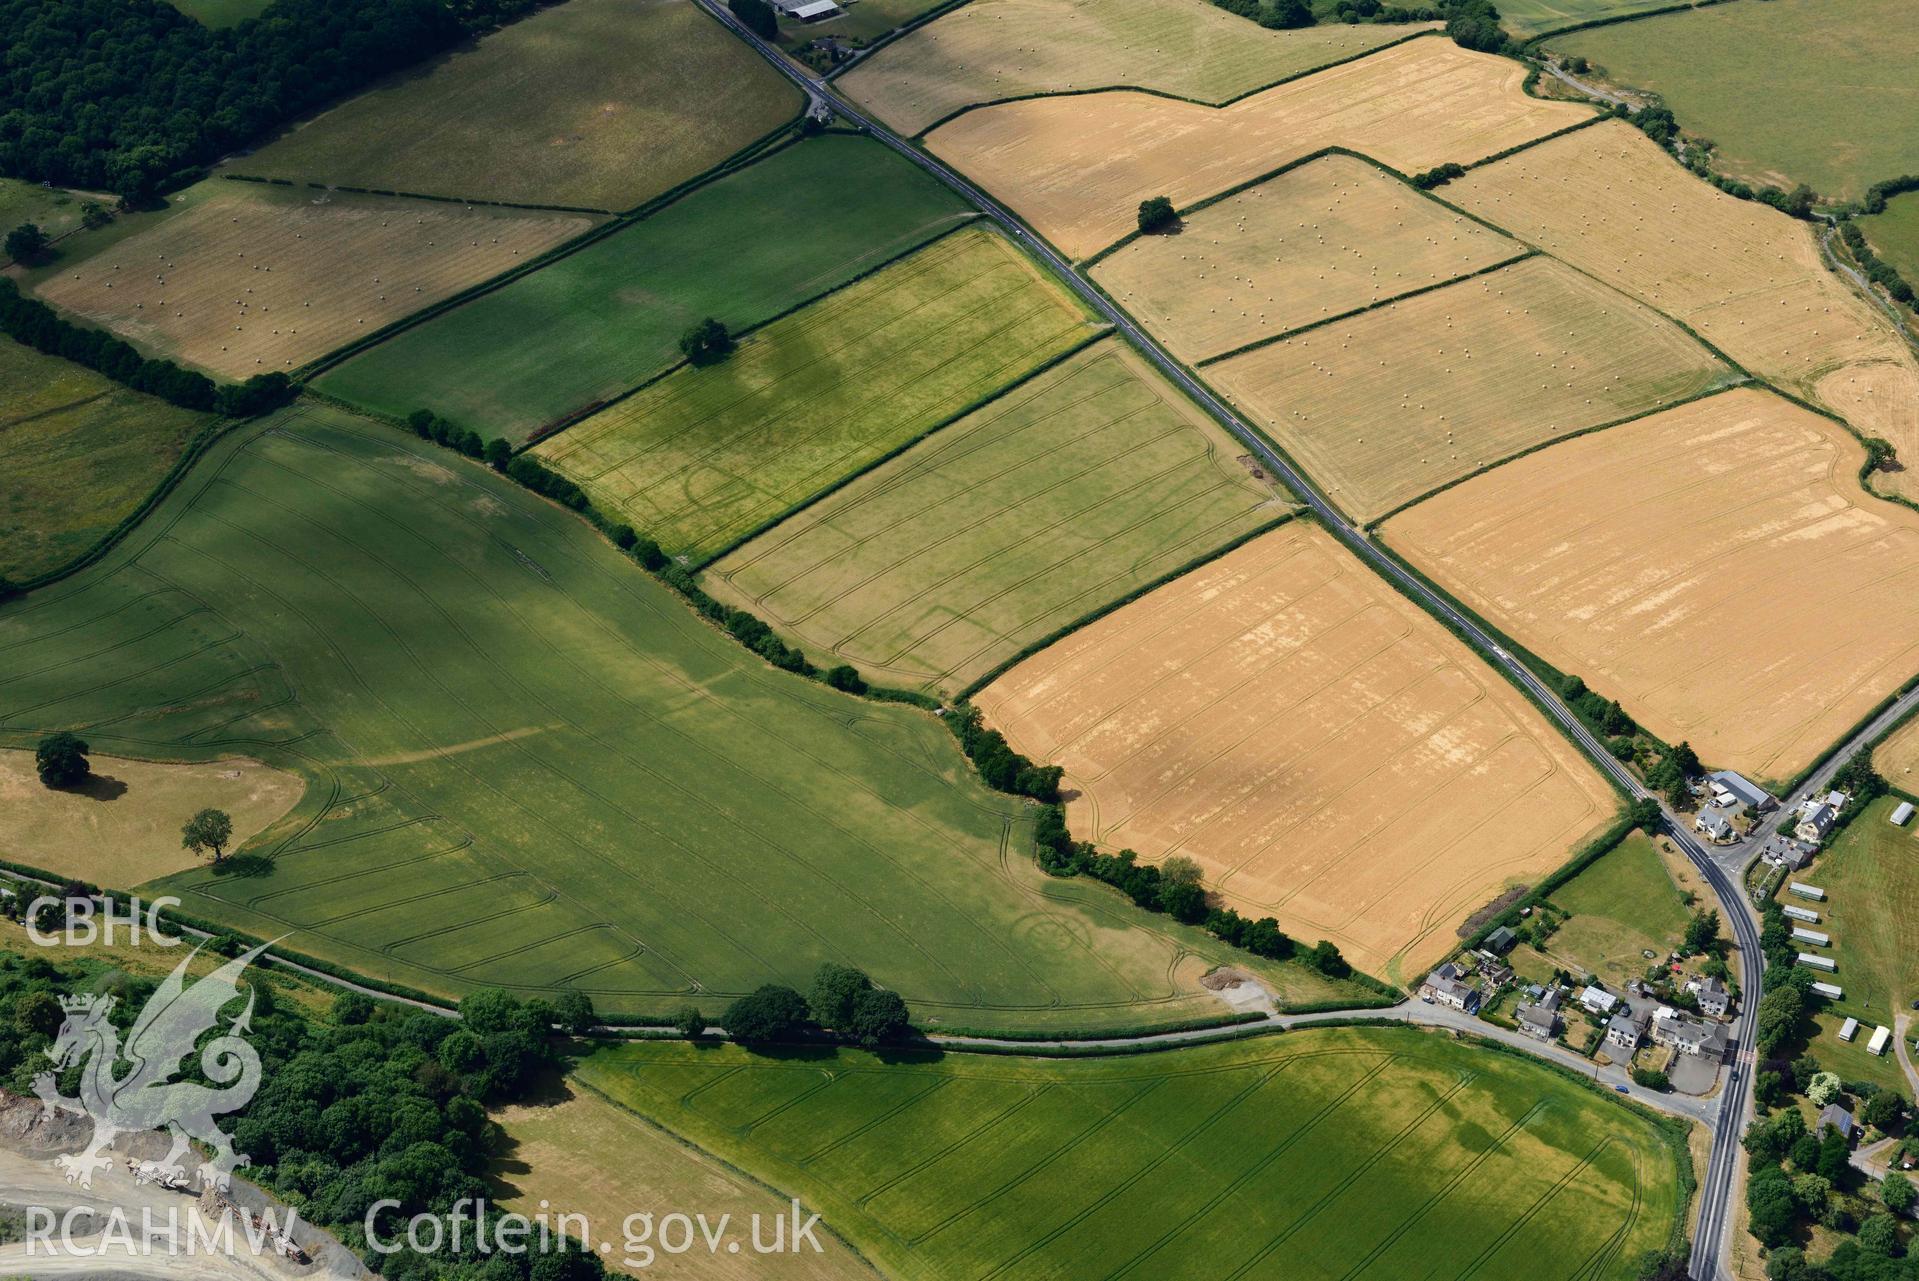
[34,942,269,1190]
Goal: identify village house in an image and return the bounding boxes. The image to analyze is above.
[1758,832,1816,871]
[1651,1008,1729,1059]
[1795,790,1849,845]
[1685,974,1732,1018]
[1606,1008,1651,1054]
[1516,989,1562,1041]
[1421,965,1481,1014]
[1694,808,1736,843]
[1819,1103,1857,1143]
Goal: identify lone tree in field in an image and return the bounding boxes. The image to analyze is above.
[181,808,235,865]
[1137,196,1177,235]
[34,732,90,789]
[679,317,735,366]
[5,222,49,264]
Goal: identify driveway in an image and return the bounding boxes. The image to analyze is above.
[1671,1051,1722,1096]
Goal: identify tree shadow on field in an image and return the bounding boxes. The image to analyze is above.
[210,853,274,878]
[69,773,128,802]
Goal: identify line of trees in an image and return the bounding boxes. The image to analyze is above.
[0,279,294,417]
[0,0,565,203]
[719,963,911,1048]
[1839,221,1917,313]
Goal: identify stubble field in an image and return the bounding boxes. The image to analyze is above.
[533,227,1098,561]
[0,402,1368,1028]
[580,1025,1686,1281]
[975,520,1619,983]
[1090,152,1526,364]
[493,1085,878,1281]
[32,180,592,380]
[235,0,802,211]
[924,38,1593,259]
[702,340,1282,696]
[315,135,973,442]
[1548,0,1919,201]
[1875,712,1919,792]
[1448,122,1919,503]
[1383,388,1919,785]
[0,339,216,582]
[0,750,304,889]
[839,0,1437,136]
[1204,254,1731,521]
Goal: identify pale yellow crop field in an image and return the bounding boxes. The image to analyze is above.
[839,0,1438,135]
[33,180,592,379]
[1449,121,1919,503]
[1091,152,1525,363]
[926,38,1593,259]
[703,340,1280,695]
[1874,714,1919,792]
[975,521,1618,983]
[1205,255,1730,521]
[1385,388,1919,784]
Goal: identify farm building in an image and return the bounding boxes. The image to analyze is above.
[1710,771,1774,812]
[1484,926,1518,955]
[1811,981,1843,999]
[1797,952,1837,972]
[1579,985,1618,1016]
[1840,1017,1860,1042]
[1894,801,1915,826]
[1820,1104,1857,1142]
[773,0,842,17]
[1869,1025,1893,1056]
[1694,808,1735,843]
[1516,990,1562,1041]
[1792,926,1831,946]
[1782,905,1821,923]
[1759,833,1815,870]
[1790,882,1826,900]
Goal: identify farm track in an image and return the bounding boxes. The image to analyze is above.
[693,7,1791,1275]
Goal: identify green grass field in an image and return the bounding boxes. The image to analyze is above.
[1496,0,1698,38]
[165,0,273,26]
[703,339,1281,696]
[580,1024,1688,1281]
[0,400,1365,1028]
[236,0,802,210]
[0,179,107,257]
[1549,0,1919,200]
[1798,798,1919,1035]
[1859,192,1919,299]
[0,341,216,583]
[315,135,975,442]
[1542,834,1693,988]
[533,226,1099,561]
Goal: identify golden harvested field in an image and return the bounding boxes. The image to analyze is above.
[839,0,1438,136]
[494,1086,878,1281]
[1875,714,1919,792]
[33,181,592,380]
[703,340,1281,695]
[1205,255,1731,522]
[1449,121,1919,503]
[974,521,1618,983]
[1092,152,1525,363]
[926,38,1592,260]
[1384,388,1919,784]
[0,751,304,888]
